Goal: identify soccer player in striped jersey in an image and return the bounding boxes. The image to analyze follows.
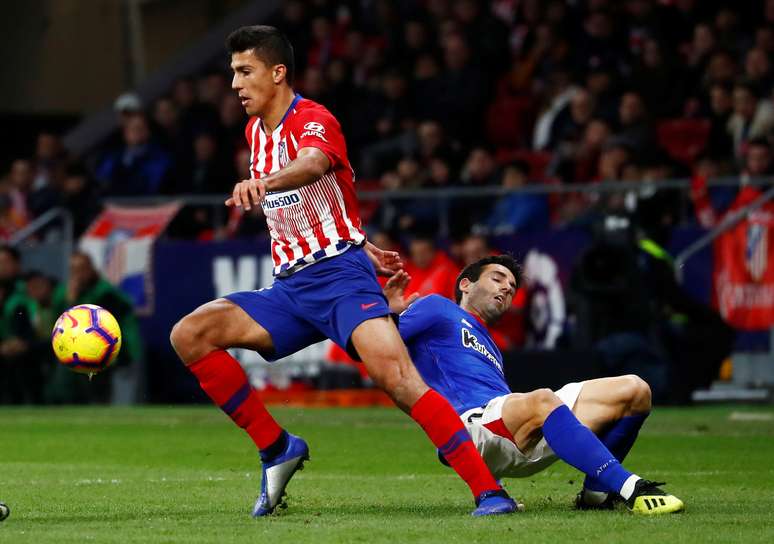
[383,256,685,515]
[169,25,517,517]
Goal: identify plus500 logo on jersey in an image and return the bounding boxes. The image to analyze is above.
[262,190,302,210]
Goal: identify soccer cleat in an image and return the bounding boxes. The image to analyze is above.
[252,433,309,517]
[625,480,684,515]
[472,489,523,516]
[574,489,621,511]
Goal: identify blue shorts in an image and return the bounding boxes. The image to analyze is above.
[225,246,390,361]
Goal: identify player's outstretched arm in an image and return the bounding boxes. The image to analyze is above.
[225,147,330,210]
[383,270,420,314]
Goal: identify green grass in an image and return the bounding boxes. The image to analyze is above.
[1,405,773,543]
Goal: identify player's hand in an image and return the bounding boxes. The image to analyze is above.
[383,270,419,314]
[364,240,403,276]
[225,178,267,210]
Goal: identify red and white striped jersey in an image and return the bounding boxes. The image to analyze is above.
[245,95,365,276]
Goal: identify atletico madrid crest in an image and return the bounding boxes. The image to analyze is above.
[278,140,289,168]
[745,221,769,282]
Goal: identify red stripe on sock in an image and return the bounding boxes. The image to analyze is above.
[188,350,283,450]
[410,389,500,498]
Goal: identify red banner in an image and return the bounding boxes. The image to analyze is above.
[81,203,181,315]
[713,187,774,330]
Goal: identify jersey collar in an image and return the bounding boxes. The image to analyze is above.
[279,93,303,126]
[260,94,303,134]
[463,307,491,332]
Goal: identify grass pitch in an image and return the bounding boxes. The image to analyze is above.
[1,405,773,543]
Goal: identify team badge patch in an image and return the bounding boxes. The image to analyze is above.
[746,222,768,282]
[278,140,289,167]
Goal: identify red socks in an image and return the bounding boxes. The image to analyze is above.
[188,350,283,451]
[410,390,501,498]
[189,353,500,499]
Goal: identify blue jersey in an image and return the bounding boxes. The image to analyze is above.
[398,295,511,414]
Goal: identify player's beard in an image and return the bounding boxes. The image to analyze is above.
[477,295,507,326]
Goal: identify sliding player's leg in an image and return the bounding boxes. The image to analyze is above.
[170,291,322,517]
[570,375,652,507]
[497,389,639,500]
[496,388,682,514]
[350,316,518,516]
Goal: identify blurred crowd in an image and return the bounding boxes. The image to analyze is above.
[3,1,774,241]
[0,246,142,404]
[1,0,766,402]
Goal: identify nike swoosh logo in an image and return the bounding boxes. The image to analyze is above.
[361,302,379,310]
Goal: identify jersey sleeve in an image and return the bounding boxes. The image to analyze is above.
[398,295,447,343]
[291,107,346,170]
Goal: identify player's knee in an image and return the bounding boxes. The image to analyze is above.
[170,312,214,361]
[169,317,188,352]
[623,374,652,413]
[366,358,424,408]
[530,388,563,420]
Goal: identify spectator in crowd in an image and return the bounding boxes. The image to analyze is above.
[727,80,774,161]
[478,160,549,235]
[744,47,774,97]
[402,233,460,301]
[7,158,58,222]
[56,163,102,237]
[96,113,172,196]
[21,271,59,400]
[178,131,233,195]
[685,22,716,84]
[0,246,41,403]
[436,32,490,143]
[32,131,67,191]
[704,82,735,160]
[460,146,498,186]
[24,271,58,347]
[615,91,654,155]
[152,96,190,170]
[692,137,773,228]
[629,39,685,118]
[105,92,145,153]
[544,86,595,151]
[217,93,247,164]
[552,117,612,184]
[0,189,27,242]
[47,251,143,403]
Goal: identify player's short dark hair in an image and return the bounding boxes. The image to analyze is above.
[454,255,522,304]
[226,25,295,85]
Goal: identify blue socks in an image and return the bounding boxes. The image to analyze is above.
[583,413,648,493]
[542,405,638,497]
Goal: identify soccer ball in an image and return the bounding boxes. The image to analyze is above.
[51,304,122,375]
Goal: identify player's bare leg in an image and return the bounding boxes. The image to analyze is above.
[571,375,652,434]
[351,316,520,515]
[171,298,275,363]
[171,299,308,517]
[497,384,682,514]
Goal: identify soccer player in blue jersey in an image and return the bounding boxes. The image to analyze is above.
[383,255,685,515]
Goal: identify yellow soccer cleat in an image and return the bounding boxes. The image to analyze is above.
[626,480,685,515]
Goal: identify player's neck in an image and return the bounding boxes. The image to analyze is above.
[460,303,492,329]
[261,87,297,133]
